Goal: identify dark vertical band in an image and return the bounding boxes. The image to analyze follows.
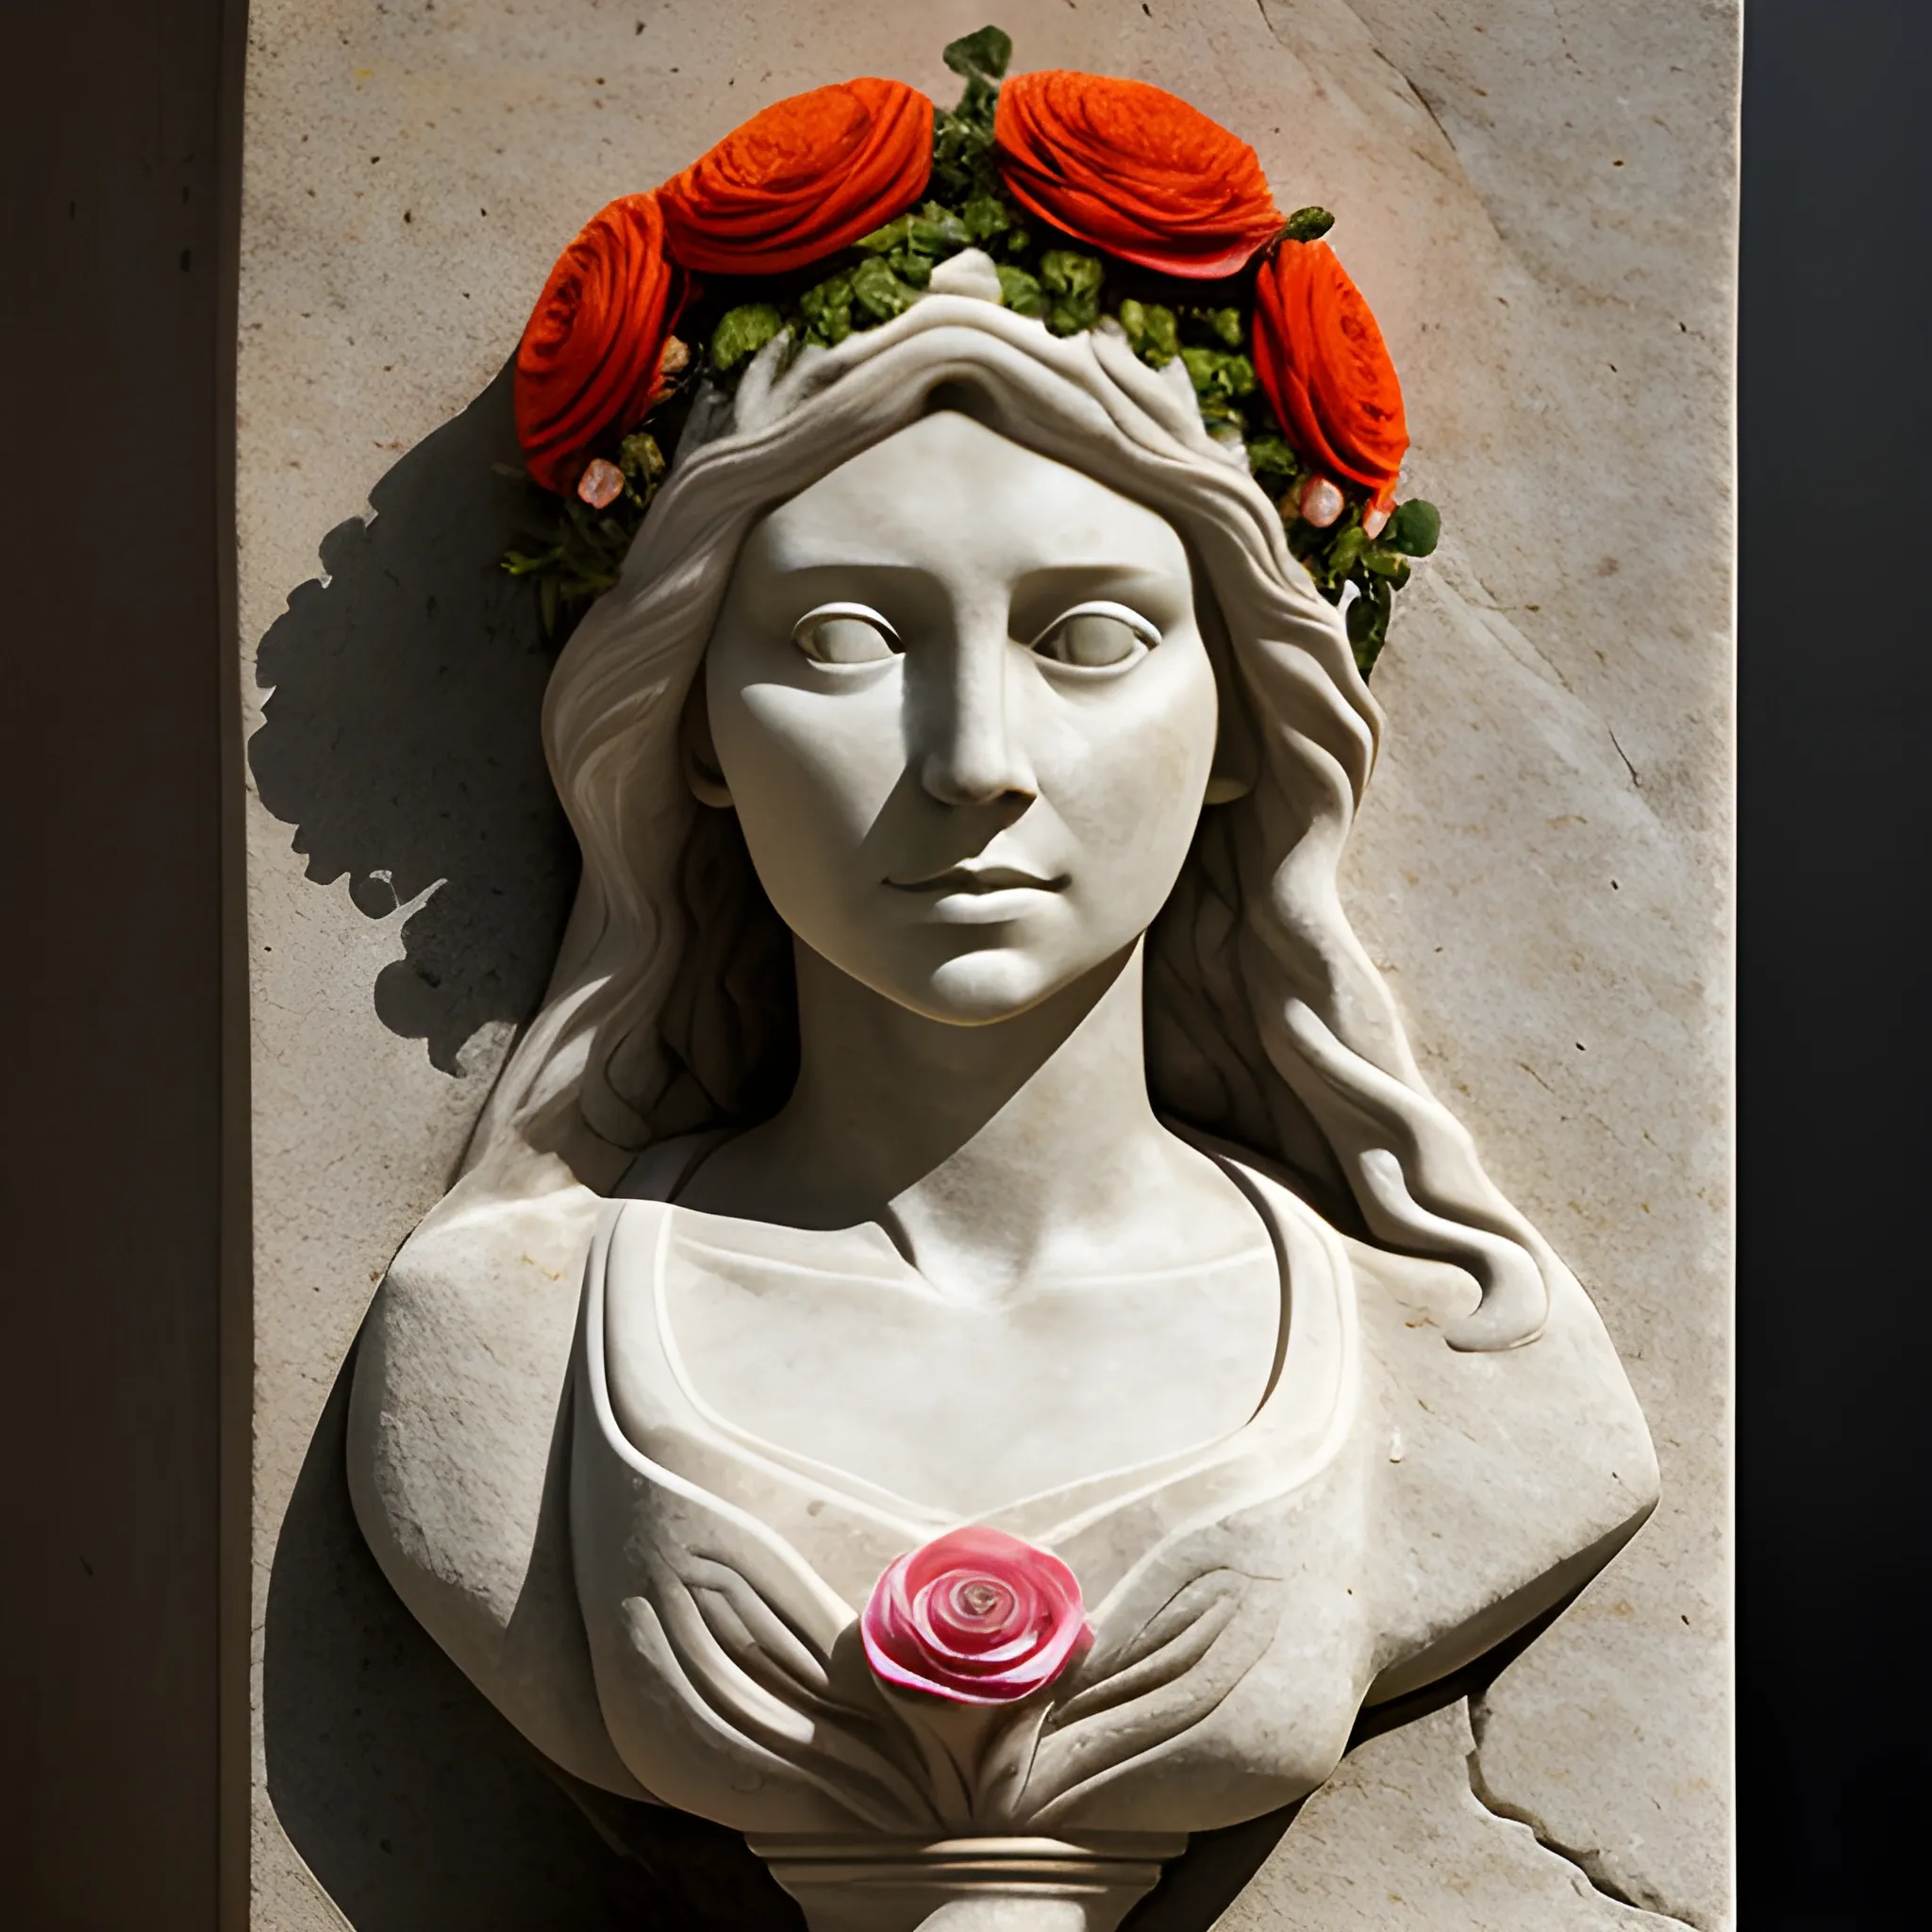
[0,4,248,1926]
[1740,1,1932,1921]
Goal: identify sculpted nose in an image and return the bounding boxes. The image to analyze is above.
[919,631,1037,808]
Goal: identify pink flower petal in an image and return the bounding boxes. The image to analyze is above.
[861,1527,1091,1707]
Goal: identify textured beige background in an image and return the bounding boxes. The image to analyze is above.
[240,2,1735,1925]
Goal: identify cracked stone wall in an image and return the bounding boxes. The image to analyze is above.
[239,2,1735,1926]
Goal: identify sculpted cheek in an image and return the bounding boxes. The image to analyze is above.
[709,675,908,936]
[1038,663,1218,847]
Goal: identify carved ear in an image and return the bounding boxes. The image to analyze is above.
[680,674,733,808]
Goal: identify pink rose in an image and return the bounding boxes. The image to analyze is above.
[861,1527,1091,1707]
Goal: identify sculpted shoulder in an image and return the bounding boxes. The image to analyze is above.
[1341,1234,1659,1703]
[345,1154,644,1796]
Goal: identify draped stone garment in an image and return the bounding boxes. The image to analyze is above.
[564,1143,1657,1840]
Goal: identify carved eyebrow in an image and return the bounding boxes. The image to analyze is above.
[1009,564,1189,635]
[1011,564,1186,597]
[747,552,941,586]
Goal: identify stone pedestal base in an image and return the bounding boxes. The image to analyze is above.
[747,1833,1190,1932]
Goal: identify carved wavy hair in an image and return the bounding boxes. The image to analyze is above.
[466,296,1560,1350]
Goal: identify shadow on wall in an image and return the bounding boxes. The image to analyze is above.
[248,368,1309,1930]
[248,361,577,1074]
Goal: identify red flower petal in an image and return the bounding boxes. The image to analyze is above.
[659,78,933,276]
[1253,239,1408,501]
[994,71,1282,279]
[514,192,686,495]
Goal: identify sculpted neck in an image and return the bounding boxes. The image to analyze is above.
[686,939,1170,1298]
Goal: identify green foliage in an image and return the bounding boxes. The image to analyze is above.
[617,430,666,491]
[1243,433,1299,480]
[932,25,1011,202]
[963,194,1011,243]
[850,254,919,321]
[1326,523,1370,578]
[908,208,971,253]
[710,303,783,372]
[502,507,626,639]
[1282,492,1439,676]
[1118,298,1179,365]
[1039,249,1104,334]
[1282,206,1336,242]
[799,271,855,346]
[855,213,913,254]
[1385,497,1441,557]
[997,263,1045,316]
[942,25,1012,104]
[1288,503,1397,671]
[856,202,981,291]
[498,431,666,640]
[1346,573,1394,675]
[1201,306,1243,348]
[1180,345,1257,422]
[856,206,971,259]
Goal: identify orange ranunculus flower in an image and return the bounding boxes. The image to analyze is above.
[515,192,686,495]
[993,70,1283,279]
[1252,239,1408,509]
[658,78,934,276]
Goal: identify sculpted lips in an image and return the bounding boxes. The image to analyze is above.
[885,862,1069,893]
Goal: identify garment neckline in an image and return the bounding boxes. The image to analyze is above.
[597,1148,1353,1546]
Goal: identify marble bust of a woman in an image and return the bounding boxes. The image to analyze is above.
[345,275,1656,1930]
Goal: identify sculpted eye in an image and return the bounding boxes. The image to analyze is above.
[1030,602,1160,671]
[791,603,901,666]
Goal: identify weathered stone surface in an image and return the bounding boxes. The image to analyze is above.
[240,3,1733,1925]
[1224,1702,1693,1929]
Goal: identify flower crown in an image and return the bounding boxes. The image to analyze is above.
[505,26,1440,675]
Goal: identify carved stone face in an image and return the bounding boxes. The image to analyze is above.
[700,408,1221,1023]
